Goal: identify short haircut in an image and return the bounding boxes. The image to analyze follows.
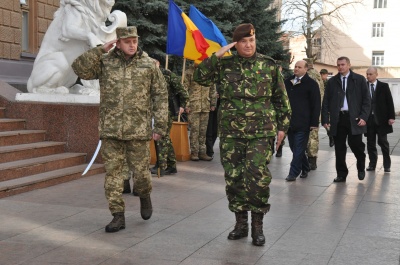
[337,56,350,64]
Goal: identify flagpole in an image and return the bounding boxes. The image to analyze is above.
[181,58,186,84]
[165,55,169,70]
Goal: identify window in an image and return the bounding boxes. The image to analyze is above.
[374,0,387,8]
[22,11,29,51]
[372,23,384,37]
[372,51,384,66]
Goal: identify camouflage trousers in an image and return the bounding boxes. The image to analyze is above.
[220,137,274,214]
[155,117,176,170]
[188,111,209,155]
[101,139,152,214]
[307,127,319,158]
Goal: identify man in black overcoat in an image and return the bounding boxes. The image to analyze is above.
[321,57,371,182]
[365,67,396,172]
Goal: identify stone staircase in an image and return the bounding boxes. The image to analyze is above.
[0,106,105,198]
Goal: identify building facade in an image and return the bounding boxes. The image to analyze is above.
[0,0,59,89]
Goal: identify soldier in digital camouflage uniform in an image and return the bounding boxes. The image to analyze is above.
[305,59,324,170]
[184,64,217,161]
[150,61,189,175]
[194,24,291,246]
[72,26,168,233]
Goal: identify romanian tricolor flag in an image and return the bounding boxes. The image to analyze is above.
[189,5,229,58]
[166,0,209,62]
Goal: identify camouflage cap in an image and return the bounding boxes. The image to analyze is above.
[319,69,328,74]
[232,23,255,42]
[116,26,139,39]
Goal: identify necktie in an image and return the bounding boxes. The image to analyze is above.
[370,83,375,99]
[342,77,346,92]
[295,77,300,84]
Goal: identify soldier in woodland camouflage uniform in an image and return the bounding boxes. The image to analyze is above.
[72,26,168,233]
[305,59,324,170]
[194,24,291,246]
[150,61,189,175]
[184,64,217,161]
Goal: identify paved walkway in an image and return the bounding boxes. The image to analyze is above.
[1,120,399,265]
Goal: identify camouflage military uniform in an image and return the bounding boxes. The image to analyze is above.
[155,68,189,170]
[306,68,324,159]
[72,46,168,215]
[184,65,217,157]
[194,53,291,214]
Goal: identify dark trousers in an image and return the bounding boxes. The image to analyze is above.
[334,112,366,178]
[287,128,310,177]
[366,115,391,169]
[206,108,218,157]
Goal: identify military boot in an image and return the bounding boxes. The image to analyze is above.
[140,196,153,220]
[123,179,131,194]
[308,157,317,170]
[251,212,265,246]
[228,211,248,240]
[105,212,125,233]
[199,153,213,161]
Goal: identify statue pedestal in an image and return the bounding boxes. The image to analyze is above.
[15,93,100,104]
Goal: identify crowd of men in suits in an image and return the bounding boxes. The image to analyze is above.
[282,56,395,182]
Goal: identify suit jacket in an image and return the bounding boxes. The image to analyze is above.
[285,73,321,132]
[321,70,371,136]
[369,80,395,134]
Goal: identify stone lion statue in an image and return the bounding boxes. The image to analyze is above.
[27,0,127,95]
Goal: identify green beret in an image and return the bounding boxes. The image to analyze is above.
[116,26,139,39]
[319,69,328,74]
[232,23,255,42]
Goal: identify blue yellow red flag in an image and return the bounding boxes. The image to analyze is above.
[166,0,209,62]
[189,5,229,57]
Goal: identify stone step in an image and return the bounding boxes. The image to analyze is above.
[0,164,105,199]
[0,130,47,146]
[0,141,65,163]
[0,107,5,118]
[0,118,26,131]
[0,153,87,181]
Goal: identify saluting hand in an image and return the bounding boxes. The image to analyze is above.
[102,39,117,53]
[215,42,236,58]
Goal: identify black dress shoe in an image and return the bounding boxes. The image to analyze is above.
[285,175,296,181]
[384,168,391,173]
[358,171,365,180]
[333,176,346,182]
[329,136,335,147]
[366,166,375,171]
[300,171,308,178]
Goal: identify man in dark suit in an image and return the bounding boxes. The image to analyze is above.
[321,57,371,182]
[285,60,321,181]
[365,67,395,173]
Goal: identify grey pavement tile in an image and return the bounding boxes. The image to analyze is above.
[180,257,249,265]
[256,250,331,265]
[187,237,268,264]
[25,245,118,264]
[0,241,56,265]
[269,229,343,255]
[101,254,181,265]
[329,234,400,265]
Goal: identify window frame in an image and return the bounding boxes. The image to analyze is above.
[372,22,385,37]
[374,0,387,8]
[372,51,385,66]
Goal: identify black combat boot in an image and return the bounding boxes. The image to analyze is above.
[123,179,131,194]
[105,212,125,233]
[228,211,248,240]
[140,196,153,220]
[251,212,265,246]
[308,157,317,170]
